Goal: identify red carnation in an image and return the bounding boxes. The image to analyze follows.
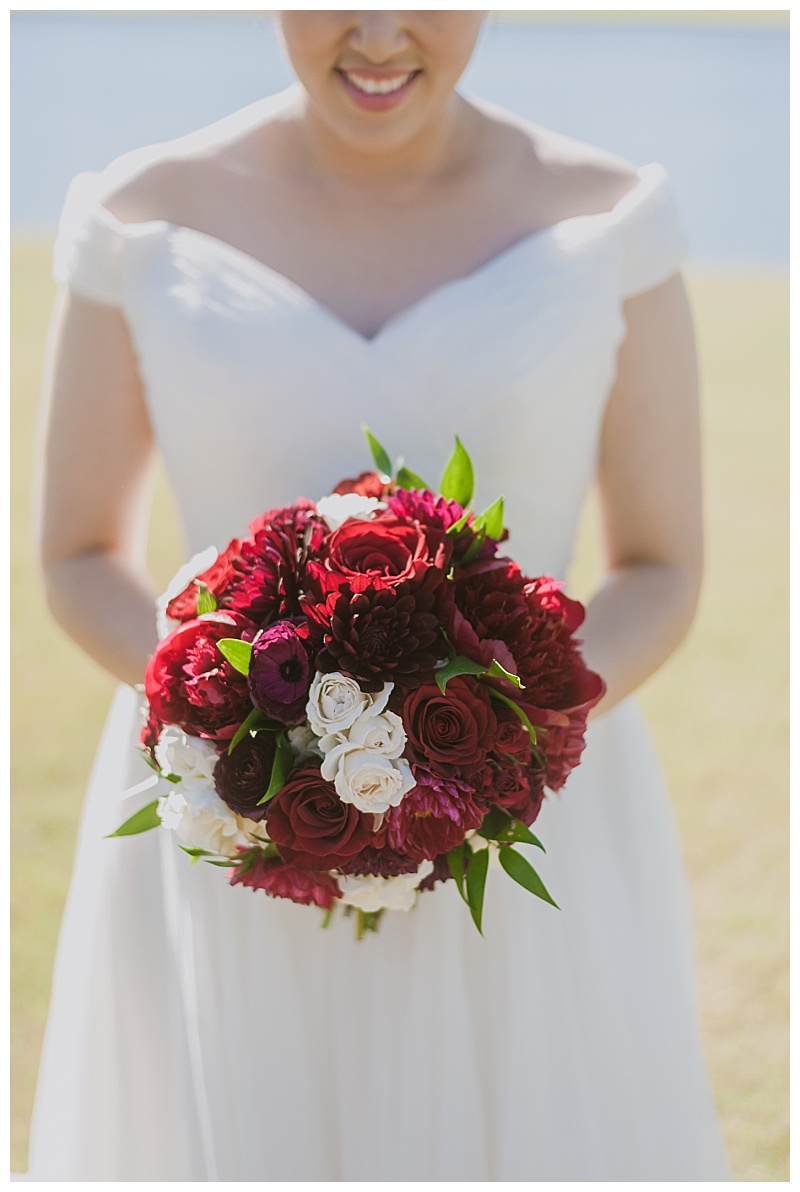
[165,540,246,624]
[265,766,375,869]
[230,851,340,909]
[144,612,258,740]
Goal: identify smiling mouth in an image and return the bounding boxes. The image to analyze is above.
[338,69,420,97]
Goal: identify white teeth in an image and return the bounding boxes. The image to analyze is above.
[344,71,413,95]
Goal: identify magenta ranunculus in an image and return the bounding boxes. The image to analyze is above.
[248,619,313,724]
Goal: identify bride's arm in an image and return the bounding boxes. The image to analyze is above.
[35,290,160,687]
[579,273,703,717]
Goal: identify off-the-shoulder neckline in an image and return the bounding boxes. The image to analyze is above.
[80,162,667,345]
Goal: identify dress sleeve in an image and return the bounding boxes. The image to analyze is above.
[613,164,690,300]
[52,172,126,306]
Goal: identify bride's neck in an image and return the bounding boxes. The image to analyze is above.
[285,88,479,197]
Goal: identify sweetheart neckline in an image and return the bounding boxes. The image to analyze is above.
[90,162,661,345]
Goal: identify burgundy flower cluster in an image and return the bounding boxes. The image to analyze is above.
[134,453,604,930]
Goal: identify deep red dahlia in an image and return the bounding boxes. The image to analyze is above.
[144,612,258,740]
[304,574,449,693]
[383,764,484,861]
[336,846,421,878]
[230,851,341,909]
[227,504,328,625]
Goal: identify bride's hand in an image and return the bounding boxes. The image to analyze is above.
[36,289,160,687]
[580,272,702,716]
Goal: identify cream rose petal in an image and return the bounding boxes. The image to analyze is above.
[337,860,434,912]
[315,493,386,531]
[331,749,415,814]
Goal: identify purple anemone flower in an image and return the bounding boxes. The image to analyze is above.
[248,619,313,725]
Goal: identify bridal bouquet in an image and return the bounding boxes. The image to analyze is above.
[114,430,604,936]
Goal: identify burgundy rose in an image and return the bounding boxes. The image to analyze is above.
[214,732,277,820]
[491,704,533,763]
[333,471,393,499]
[230,851,340,909]
[382,765,484,861]
[165,540,245,624]
[248,619,313,724]
[304,574,449,693]
[144,612,257,739]
[265,766,375,869]
[403,676,497,776]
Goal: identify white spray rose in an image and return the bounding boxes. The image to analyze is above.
[321,747,415,814]
[156,545,219,639]
[158,784,259,859]
[337,860,435,912]
[306,672,391,738]
[154,726,219,789]
[287,723,323,764]
[316,493,386,531]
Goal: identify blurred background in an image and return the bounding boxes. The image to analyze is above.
[10,10,788,1179]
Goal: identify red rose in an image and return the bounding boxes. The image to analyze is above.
[266,766,375,869]
[144,612,257,739]
[333,471,393,498]
[318,513,450,591]
[491,704,533,762]
[403,677,497,777]
[230,852,341,909]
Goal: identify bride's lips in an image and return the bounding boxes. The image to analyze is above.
[336,67,422,112]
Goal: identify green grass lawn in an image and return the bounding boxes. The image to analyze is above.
[10,242,788,1179]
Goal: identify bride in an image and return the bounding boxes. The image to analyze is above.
[30,11,729,1180]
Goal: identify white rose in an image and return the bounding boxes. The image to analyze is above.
[154,726,219,789]
[287,723,323,764]
[157,783,259,858]
[345,708,406,758]
[315,492,386,531]
[322,747,415,814]
[156,545,219,638]
[337,860,434,912]
[306,672,391,738]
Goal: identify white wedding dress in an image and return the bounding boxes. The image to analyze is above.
[26,154,730,1180]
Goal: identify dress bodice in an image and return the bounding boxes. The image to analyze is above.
[53,160,688,577]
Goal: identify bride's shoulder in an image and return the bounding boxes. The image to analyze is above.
[97,89,296,225]
[472,98,641,225]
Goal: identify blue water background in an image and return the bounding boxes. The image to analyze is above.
[10,12,788,264]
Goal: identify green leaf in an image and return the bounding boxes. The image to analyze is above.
[477,805,514,841]
[217,638,253,676]
[205,858,237,868]
[228,707,266,755]
[465,846,490,935]
[439,436,474,507]
[395,465,429,491]
[498,846,559,908]
[179,846,214,857]
[106,799,161,838]
[507,822,546,852]
[460,529,486,565]
[257,733,295,805]
[435,654,487,694]
[487,688,538,746]
[321,906,335,929]
[485,659,524,689]
[195,582,217,614]
[446,842,470,904]
[445,507,473,536]
[473,495,505,541]
[361,424,393,478]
